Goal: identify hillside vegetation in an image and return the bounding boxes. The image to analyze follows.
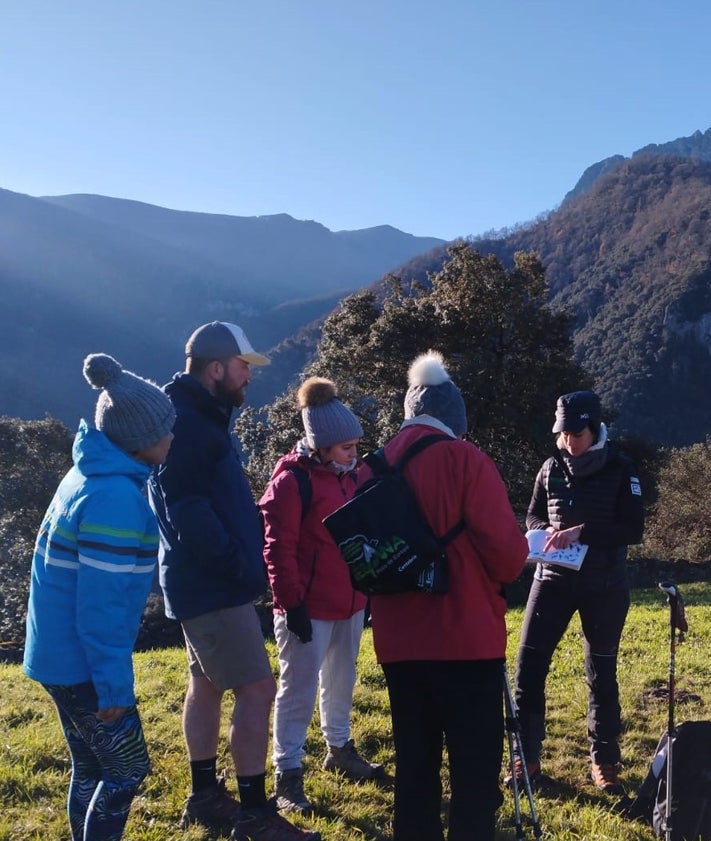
[508,155,711,446]
[3,129,711,447]
[2,584,710,840]
[236,246,592,509]
[2,241,709,661]
[385,154,711,446]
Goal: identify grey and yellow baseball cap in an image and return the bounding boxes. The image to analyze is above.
[185,322,270,366]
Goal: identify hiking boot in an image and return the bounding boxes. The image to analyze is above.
[503,758,542,788]
[179,776,242,830]
[591,761,624,794]
[323,739,384,782]
[275,768,312,814]
[230,797,321,840]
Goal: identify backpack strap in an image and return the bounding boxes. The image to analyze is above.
[392,433,454,472]
[362,433,451,475]
[364,433,466,548]
[439,518,466,546]
[362,448,387,474]
[286,465,312,522]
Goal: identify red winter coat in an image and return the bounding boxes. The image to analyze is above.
[259,449,367,620]
[365,421,528,664]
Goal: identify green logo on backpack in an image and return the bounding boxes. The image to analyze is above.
[338,534,411,582]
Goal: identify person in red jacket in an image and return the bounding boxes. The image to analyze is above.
[260,377,383,816]
[366,351,528,841]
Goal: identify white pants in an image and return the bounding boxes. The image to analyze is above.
[272,610,365,772]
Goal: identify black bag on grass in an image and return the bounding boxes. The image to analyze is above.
[627,720,711,841]
[322,433,464,596]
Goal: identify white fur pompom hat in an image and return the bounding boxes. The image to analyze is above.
[403,351,467,437]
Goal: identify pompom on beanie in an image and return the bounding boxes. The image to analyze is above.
[298,377,363,449]
[83,353,176,453]
[403,351,467,437]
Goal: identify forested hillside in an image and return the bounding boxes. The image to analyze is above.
[373,155,711,446]
[3,131,711,446]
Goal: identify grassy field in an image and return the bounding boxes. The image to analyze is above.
[1,582,709,840]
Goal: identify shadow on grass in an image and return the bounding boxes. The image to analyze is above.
[506,773,658,837]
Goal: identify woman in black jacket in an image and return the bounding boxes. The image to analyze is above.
[509,390,644,794]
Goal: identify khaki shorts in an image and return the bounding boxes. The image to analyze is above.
[182,604,273,692]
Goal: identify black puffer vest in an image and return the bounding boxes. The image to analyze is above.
[545,453,627,532]
[531,445,638,572]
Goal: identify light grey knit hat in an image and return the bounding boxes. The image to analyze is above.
[83,353,176,453]
[403,351,468,437]
[298,377,363,449]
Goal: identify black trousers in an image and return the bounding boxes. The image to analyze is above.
[382,658,504,841]
[514,565,630,766]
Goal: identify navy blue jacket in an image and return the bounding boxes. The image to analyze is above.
[148,373,266,621]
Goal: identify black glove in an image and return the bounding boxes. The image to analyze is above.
[285,604,313,643]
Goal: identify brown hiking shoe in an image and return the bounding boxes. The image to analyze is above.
[322,739,384,782]
[275,768,312,814]
[503,758,541,788]
[230,797,320,840]
[591,761,624,794]
[179,776,242,830]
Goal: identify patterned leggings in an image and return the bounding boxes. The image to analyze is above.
[44,682,150,841]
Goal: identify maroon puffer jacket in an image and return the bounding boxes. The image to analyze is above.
[260,449,367,620]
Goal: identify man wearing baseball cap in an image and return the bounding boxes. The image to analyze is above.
[149,322,319,841]
[186,321,271,367]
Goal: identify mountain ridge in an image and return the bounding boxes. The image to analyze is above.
[563,126,711,204]
[0,188,443,426]
[40,192,444,300]
[387,152,711,446]
[3,126,711,447]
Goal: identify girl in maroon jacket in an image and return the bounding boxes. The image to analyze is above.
[367,352,528,841]
[260,378,383,816]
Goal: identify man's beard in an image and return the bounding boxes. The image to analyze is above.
[215,379,246,409]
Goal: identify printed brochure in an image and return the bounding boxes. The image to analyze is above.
[525,529,588,571]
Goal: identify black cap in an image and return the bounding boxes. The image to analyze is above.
[552,390,601,433]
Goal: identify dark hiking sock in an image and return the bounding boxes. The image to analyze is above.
[190,757,218,793]
[237,772,267,809]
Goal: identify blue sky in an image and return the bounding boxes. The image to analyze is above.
[2,1,710,240]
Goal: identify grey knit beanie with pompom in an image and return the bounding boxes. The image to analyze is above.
[83,353,176,453]
[298,377,363,449]
[403,351,468,437]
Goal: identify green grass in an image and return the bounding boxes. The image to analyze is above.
[2,582,710,840]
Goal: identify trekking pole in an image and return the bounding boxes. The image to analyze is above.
[503,665,542,839]
[658,582,688,841]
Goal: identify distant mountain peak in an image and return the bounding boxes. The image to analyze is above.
[563,126,711,205]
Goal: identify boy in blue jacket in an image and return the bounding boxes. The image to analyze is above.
[23,353,175,841]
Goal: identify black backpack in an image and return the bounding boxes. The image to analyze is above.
[322,434,465,596]
[627,720,711,840]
